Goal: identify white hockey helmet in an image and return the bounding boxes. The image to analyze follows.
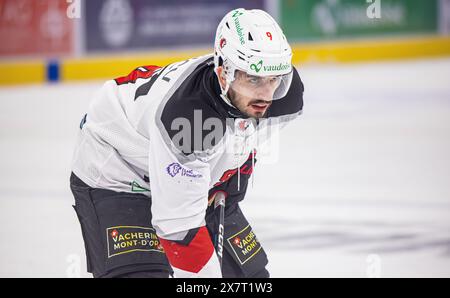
[214,8,293,104]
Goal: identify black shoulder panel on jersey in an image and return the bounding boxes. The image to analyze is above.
[160,61,227,156]
[266,66,304,118]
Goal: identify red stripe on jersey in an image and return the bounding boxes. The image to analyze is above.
[114,65,160,85]
[159,226,214,273]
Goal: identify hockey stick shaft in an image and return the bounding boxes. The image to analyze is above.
[214,191,226,269]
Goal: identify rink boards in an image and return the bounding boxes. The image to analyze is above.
[1,35,450,86]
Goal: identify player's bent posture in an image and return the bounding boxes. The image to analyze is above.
[70,8,304,278]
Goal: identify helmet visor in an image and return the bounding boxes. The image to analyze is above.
[229,69,293,101]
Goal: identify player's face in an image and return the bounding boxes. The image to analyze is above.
[230,70,280,118]
[218,68,280,118]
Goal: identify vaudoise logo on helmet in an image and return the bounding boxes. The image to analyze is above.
[232,10,245,45]
[250,60,291,74]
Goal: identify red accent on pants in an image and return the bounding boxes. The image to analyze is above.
[159,226,214,273]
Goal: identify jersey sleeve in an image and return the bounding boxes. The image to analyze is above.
[147,101,222,278]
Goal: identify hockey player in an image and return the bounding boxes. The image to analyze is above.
[70,8,304,278]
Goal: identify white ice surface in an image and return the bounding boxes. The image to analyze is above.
[1,58,449,277]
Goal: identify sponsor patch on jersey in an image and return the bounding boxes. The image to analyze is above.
[166,162,203,178]
[106,226,164,258]
[227,225,262,265]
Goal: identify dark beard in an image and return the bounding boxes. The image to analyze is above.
[228,89,268,119]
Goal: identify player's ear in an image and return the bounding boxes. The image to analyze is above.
[216,66,227,89]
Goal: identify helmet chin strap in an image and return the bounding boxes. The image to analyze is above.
[220,93,234,108]
[220,86,235,108]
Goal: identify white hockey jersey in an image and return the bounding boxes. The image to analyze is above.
[71,54,303,277]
